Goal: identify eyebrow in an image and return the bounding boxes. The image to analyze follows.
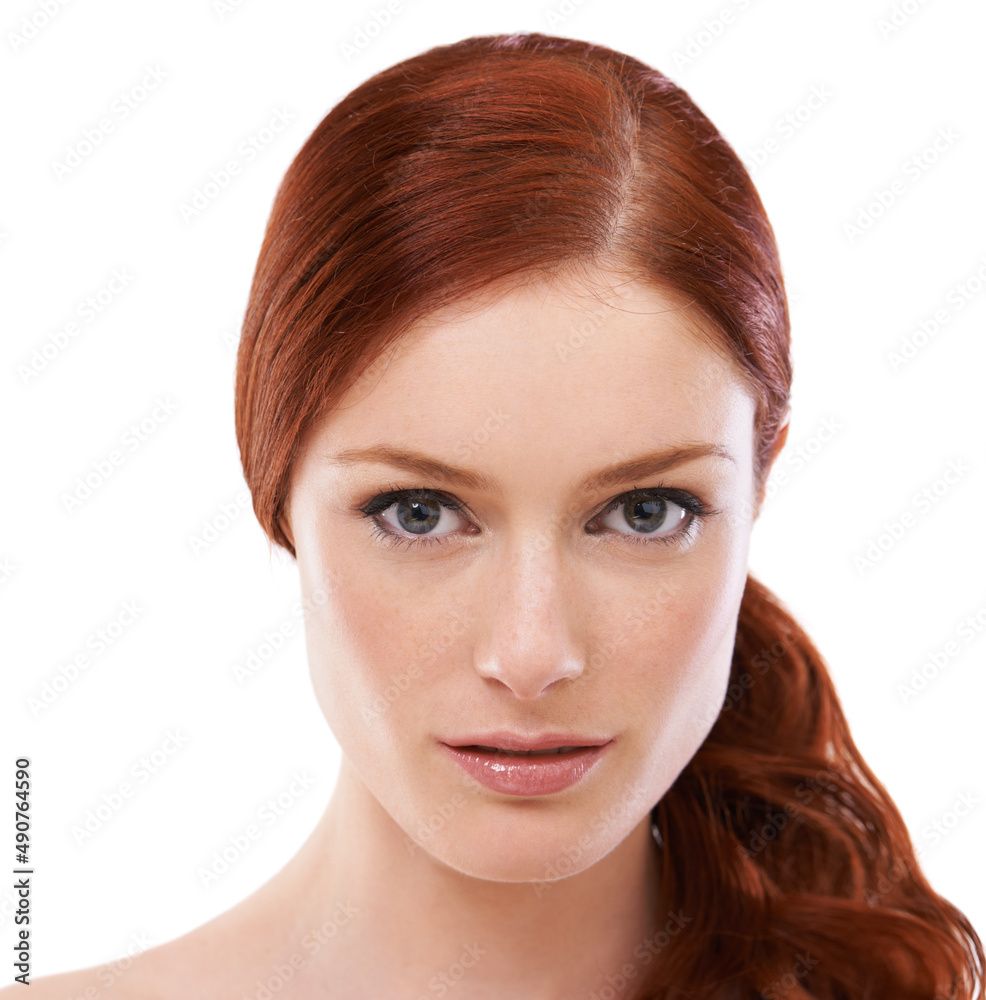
[324,442,734,496]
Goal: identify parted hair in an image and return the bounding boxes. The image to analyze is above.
[234,31,983,999]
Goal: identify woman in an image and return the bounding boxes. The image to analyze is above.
[16,30,982,1000]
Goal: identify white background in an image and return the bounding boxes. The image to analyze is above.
[1,0,984,979]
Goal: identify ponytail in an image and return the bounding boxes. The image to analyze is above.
[644,573,984,999]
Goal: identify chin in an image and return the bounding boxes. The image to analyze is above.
[418,806,624,884]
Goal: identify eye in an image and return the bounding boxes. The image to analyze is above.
[356,487,472,549]
[591,489,698,543]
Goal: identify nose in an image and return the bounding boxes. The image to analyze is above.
[471,534,586,699]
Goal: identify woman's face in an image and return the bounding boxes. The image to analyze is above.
[284,264,763,882]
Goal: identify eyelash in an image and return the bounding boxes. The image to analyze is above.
[355,482,719,551]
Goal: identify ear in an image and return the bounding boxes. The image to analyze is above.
[754,412,790,514]
[278,508,296,552]
[766,413,790,469]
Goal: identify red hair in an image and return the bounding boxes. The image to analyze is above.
[235,32,983,999]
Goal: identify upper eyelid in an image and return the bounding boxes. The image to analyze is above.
[359,487,468,516]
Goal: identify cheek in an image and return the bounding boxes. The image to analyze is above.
[298,549,473,753]
[617,535,749,792]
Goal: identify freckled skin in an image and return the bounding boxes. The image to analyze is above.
[12,264,789,1000]
[284,264,762,886]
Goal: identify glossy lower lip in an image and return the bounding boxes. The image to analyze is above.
[439,742,610,796]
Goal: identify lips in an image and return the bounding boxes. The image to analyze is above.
[439,733,612,796]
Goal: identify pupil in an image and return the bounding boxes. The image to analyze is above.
[627,497,667,533]
[398,499,439,534]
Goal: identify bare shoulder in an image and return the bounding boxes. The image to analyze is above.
[0,963,164,999]
[0,933,209,1000]
[0,960,165,1000]
[0,872,317,999]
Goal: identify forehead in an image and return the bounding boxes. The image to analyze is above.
[309,266,755,474]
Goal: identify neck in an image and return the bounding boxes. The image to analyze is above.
[261,754,663,999]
